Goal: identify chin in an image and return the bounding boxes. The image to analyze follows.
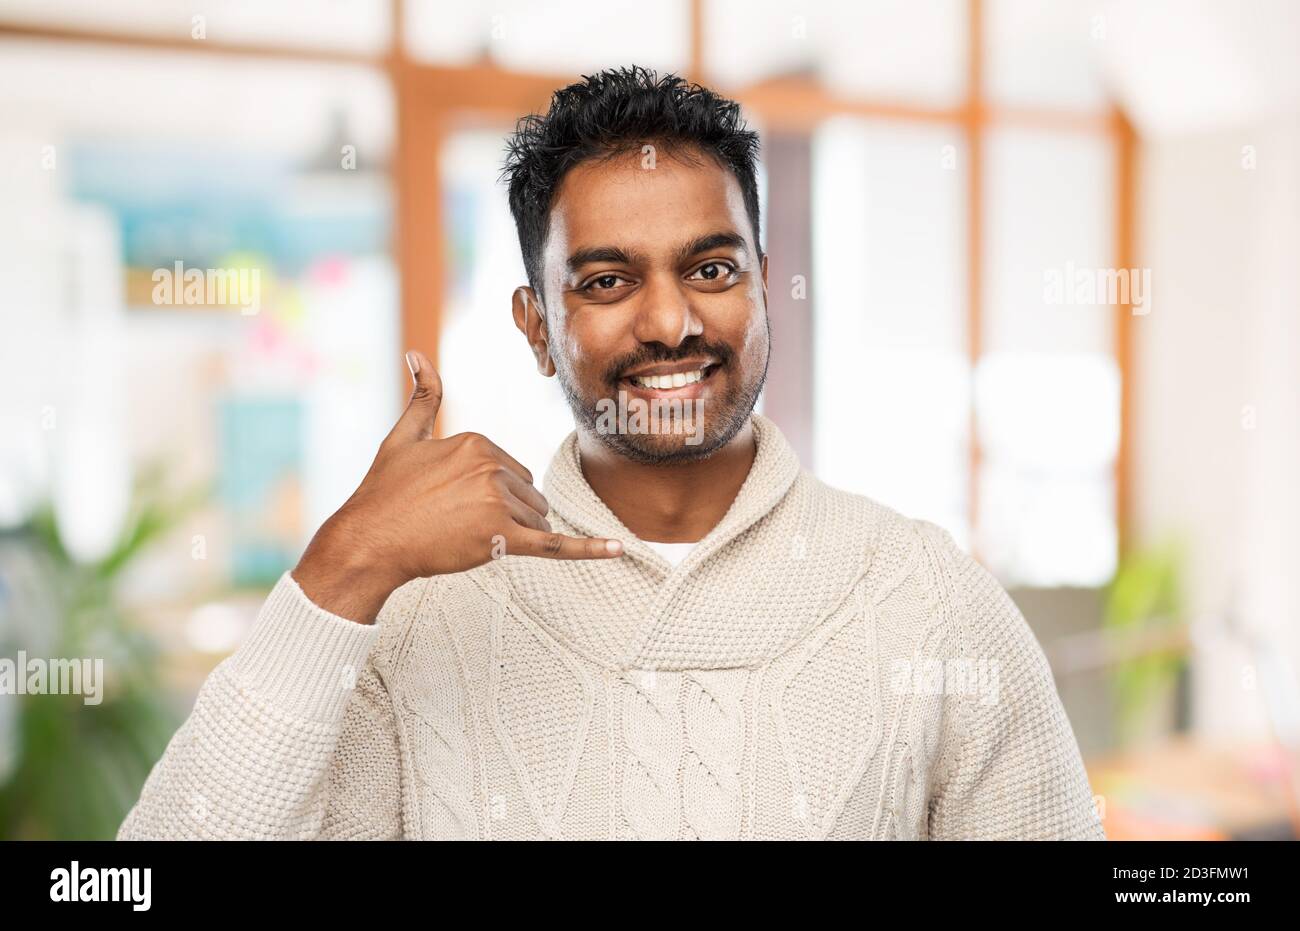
[591,399,758,464]
[596,429,723,464]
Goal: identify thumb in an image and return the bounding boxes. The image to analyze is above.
[387,349,443,445]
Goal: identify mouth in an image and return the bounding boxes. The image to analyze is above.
[617,361,720,398]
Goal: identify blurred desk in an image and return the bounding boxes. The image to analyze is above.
[1087,737,1299,840]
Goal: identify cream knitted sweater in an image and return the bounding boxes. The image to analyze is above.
[118,414,1104,840]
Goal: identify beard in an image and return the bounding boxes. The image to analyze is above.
[554,324,769,465]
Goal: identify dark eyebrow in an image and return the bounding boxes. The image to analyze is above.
[673,231,749,265]
[566,244,646,273]
[566,230,749,274]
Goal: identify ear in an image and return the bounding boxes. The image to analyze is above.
[512,286,556,377]
[760,252,768,297]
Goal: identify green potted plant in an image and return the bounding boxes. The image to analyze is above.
[0,460,209,839]
[1102,540,1189,746]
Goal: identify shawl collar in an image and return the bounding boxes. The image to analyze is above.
[491,414,877,670]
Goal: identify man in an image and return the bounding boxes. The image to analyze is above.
[118,66,1104,840]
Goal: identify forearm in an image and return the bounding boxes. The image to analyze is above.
[117,572,382,840]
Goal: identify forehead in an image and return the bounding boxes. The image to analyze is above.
[543,149,751,265]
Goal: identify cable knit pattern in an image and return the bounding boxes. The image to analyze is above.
[619,669,681,839]
[777,588,882,838]
[117,414,1104,840]
[491,604,594,837]
[680,670,746,839]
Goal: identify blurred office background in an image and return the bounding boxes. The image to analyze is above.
[0,0,1297,839]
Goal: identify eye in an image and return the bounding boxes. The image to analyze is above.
[687,261,736,282]
[581,273,632,293]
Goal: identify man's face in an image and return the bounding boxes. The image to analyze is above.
[517,146,769,463]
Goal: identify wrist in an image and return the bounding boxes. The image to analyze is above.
[293,521,405,625]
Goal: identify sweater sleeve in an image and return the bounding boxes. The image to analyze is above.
[919,525,1106,841]
[117,571,427,840]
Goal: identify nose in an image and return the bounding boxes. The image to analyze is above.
[630,272,703,348]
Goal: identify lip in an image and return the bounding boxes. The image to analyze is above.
[616,362,720,401]
[620,357,718,379]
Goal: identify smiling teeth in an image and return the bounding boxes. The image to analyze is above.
[631,369,706,390]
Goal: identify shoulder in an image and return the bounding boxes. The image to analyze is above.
[810,478,1047,667]
[907,518,1054,685]
[793,471,915,573]
[802,474,956,604]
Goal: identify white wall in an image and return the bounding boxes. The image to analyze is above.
[1136,118,1300,741]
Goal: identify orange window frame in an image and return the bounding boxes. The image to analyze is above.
[2,0,1135,557]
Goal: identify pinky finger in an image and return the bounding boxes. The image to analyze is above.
[507,497,552,534]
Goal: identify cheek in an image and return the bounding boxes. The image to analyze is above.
[734,293,769,360]
[703,280,761,338]
[556,312,619,381]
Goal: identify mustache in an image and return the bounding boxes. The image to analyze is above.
[604,338,736,384]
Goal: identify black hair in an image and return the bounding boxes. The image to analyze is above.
[501,65,763,304]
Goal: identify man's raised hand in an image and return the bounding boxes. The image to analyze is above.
[291,350,623,624]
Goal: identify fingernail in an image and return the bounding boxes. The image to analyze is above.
[605,539,623,555]
[405,351,420,378]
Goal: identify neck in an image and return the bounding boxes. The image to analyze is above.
[575,420,757,543]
